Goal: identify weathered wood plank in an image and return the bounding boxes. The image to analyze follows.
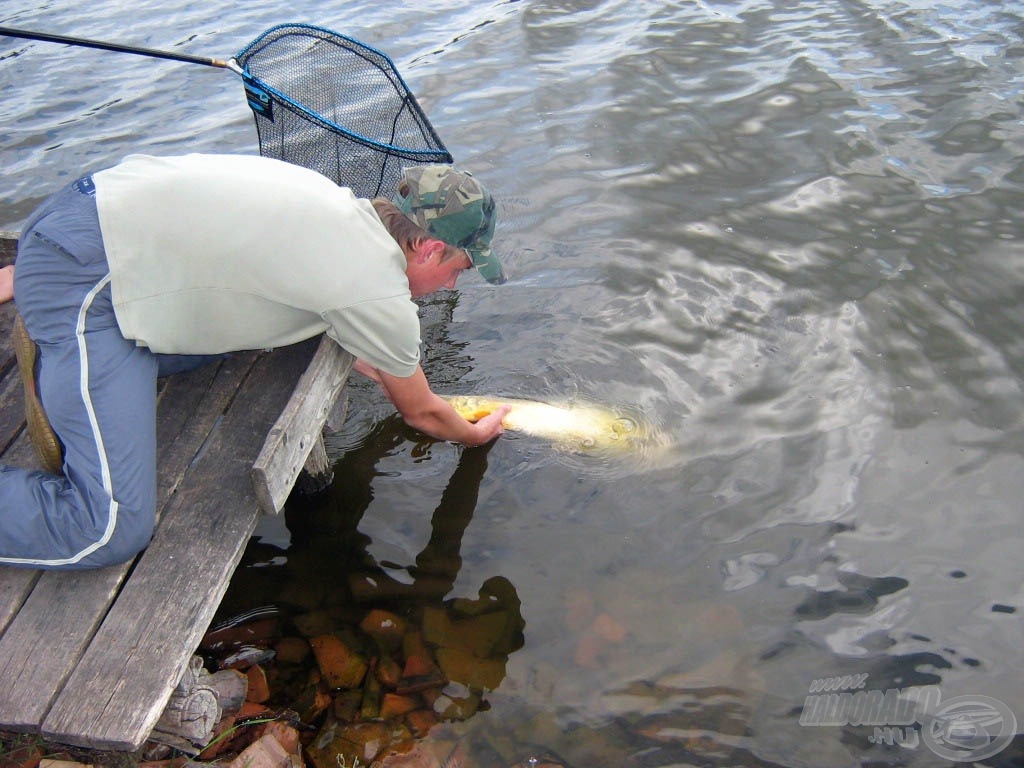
[0,231,16,264]
[0,568,128,732]
[41,338,317,751]
[0,353,262,733]
[0,366,27,457]
[153,352,262,506]
[251,335,352,515]
[0,567,37,637]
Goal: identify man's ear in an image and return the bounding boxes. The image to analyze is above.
[413,237,446,263]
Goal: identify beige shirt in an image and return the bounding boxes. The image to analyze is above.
[94,153,421,377]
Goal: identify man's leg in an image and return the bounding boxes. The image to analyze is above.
[0,181,159,570]
[0,318,159,569]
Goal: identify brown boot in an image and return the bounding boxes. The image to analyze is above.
[13,313,63,473]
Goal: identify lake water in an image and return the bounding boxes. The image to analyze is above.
[3,1,1023,766]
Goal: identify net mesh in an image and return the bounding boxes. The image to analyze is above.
[235,24,452,199]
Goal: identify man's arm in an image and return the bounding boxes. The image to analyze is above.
[360,362,509,446]
[353,358,386,389]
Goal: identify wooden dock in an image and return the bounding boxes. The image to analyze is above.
[0,232,353,751]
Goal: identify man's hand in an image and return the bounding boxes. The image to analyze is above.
[369,364,511,446]
[464,405,512,446]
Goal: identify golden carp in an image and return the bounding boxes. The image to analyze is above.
[444,395,647,452]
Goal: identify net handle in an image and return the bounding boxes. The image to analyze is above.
[0,25,242,72]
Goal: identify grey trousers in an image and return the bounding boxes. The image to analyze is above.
[0,179,219,569]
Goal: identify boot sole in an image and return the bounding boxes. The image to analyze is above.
[13,313,63,473]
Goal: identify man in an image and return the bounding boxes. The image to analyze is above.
[0,153,509,570]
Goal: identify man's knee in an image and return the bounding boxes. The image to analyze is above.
[0,469,154,570]
[78,504,155,569]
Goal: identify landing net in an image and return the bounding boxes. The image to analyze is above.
[235,24,452,199]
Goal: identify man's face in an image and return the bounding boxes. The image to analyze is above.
[406,240,473,297]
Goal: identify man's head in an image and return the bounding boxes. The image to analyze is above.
[393,164,505,285]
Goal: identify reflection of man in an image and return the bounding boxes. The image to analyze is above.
[287,417,502,603]
[278,425,525,695]
[0,155,510,570]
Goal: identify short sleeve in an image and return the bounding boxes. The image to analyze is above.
[323,297,421,378]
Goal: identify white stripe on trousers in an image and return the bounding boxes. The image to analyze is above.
[0,273,120,567]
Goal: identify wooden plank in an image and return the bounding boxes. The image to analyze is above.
[0,231,15,264]
[41,338,317,751]
[251,335,352,515]
[0,353,260,733]
[0,366,28,457]
[0,568,128,732]
[153,352,261,505]
[0,568,37,637]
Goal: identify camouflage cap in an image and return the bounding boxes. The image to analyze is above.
[393,164,505,285]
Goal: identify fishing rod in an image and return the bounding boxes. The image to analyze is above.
[0,23,453,199]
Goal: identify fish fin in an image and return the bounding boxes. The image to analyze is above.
[459,406,499,422]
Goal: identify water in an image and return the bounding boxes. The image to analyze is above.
[3,1,1023,765]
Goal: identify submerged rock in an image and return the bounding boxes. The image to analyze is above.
[201,576,527,768]
[309,634,369,690]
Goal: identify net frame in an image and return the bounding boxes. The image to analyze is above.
[234,23,453,199]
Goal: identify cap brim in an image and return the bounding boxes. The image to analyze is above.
[470,246,507,285]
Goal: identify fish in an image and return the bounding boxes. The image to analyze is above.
[444,395,647,453]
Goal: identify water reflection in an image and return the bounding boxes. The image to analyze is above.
[287,420,508,607]
[212,431,525,767]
